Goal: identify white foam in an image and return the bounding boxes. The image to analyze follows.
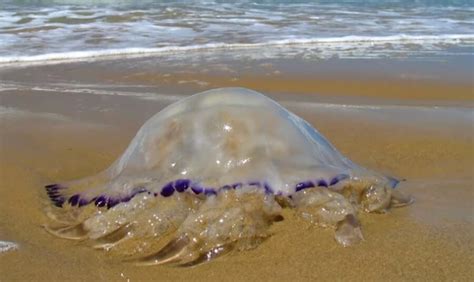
[0,34,472,66]
[0,241,18,253]
[2,2,473,65]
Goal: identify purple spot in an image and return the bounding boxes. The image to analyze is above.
[191,184,203,194]
[248,181,261,187]
[53,197,65,207]
[78,198,89,207]
[48,193,60,199]
[160,182,175,197]
[232,182,243,189]
[45,184,62,191]
[220,185,233,190]
[107,198,119,209]
[329,174,350,186]
[317,179,328,187]
[174,179,190,192]
[264,182,274,194]
[68,194,80,206]
[204,189,217,196]
[45,184,66,192]
[126,187,148,200]
[47,190,59,196]
[121,195,132,203]
[46,187,58,193]
[95,196,107,207]
[295,181,315,192]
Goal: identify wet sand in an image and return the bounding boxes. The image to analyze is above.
[0,58,473,281]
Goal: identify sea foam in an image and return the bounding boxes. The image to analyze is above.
[0,241,18,253]
[0,34,473,66]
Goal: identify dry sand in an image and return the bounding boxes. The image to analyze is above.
[0,62,473,281]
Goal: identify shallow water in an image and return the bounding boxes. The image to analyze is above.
[1,1,473,64]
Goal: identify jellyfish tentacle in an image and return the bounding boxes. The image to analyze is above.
[137,187,281,266]
[136,235,190,266]
[292,187,364,247]
[91,192,199,258]
[43,222,89,240]
[390,189,414,207]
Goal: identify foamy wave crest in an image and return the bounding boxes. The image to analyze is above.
[1,34,473,66]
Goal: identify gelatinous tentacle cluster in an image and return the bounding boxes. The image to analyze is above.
[44,186,280,266]
[43,176,409,265]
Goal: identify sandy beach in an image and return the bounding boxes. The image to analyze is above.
[0,53,473,281]
[1,1,474,280]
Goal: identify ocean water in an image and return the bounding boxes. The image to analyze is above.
[0,0,473,65]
